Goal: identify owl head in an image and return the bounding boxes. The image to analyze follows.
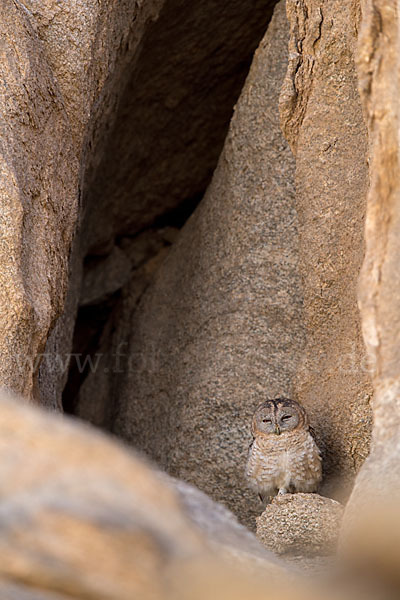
[251,397,308,436]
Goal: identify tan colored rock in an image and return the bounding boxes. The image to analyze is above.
[0,389,387,600]
[340,0,400,579]
[280,0,373,500]
[0,389,285,599]
[38,239,83,411]
[0,1,77,399]
[82,0,280,254]
[76,0,303,528]
[0,0,166,401]
[256,493,343,556]
[13,0,282,409]
[20,0,163,146]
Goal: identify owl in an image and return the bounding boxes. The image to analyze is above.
[246,398,322,503]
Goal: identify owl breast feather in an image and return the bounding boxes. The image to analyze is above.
[246,429,322,497]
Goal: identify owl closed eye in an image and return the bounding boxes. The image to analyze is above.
[253,401,304,435]
[246,397,322,503]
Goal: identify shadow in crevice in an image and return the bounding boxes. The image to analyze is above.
[63,1,279,416]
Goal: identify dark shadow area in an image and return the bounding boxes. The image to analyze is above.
[63,294,121,415]
[63,0,278,414]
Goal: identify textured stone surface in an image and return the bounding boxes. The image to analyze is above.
[0,389,283,599]
[80,247,132,307]
[76,1,303,528]
[0,0,167,402]
[340,0,400,579]
[37,238,83,411]
[256,493,343,556]
[73,240,171,426]
[82,0,279,254]
[0,1,78,399]
[163,475,271,561]
[33,0,279,410]
[280,0,373,500]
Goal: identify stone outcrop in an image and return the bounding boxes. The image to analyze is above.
[0,388,285,599]
[280,0,373,500]
[1,0,279,407]
[75,0,375,525]
[3,0,400,591]
[340,0,400,579]
[75,0,303,528]
[82,0,279,255]
[0,0,169,403]
[0,0,77,399]
[256,493,343,556]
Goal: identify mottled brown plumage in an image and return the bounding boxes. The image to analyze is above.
[246,398,322,503]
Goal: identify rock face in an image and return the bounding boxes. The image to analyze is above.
[83,0,279,254]
[280,0,373,499]
[256,493,343,556]
[75,0,375,525]
[340,0,400,578]
[76,0,303,528]
[0,389,283,600]
[0,0,169,403]
[1,0,278,408]
[4,0,400,589]
[0,0,78,399]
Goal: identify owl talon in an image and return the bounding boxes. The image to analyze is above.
[258,493,273,505]
[278,487,287,495]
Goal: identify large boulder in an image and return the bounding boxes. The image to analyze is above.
[0,0,77,399]
[0,389,281,599]
[76,0,375,526]
[256,493,343,556]
[76,0,303,528]
[340,0,400,579]
[280,0,373,500]
[37,0,279,410]
[0,0,168,402]
[1,0,277,406]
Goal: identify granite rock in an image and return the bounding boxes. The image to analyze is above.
[256,493,343,556]
[0,389,282,599]
[341,0,400,580]
[280,0,373,501]
[0,0,168,401]
[77,0,303,529]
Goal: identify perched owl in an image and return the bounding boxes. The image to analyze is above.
[246,398,322,503]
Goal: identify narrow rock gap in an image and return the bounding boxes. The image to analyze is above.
[62,216,190,415]
[62,0,279,416]
[62,294,121,416]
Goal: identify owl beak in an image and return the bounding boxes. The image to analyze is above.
[275,425,281,435]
